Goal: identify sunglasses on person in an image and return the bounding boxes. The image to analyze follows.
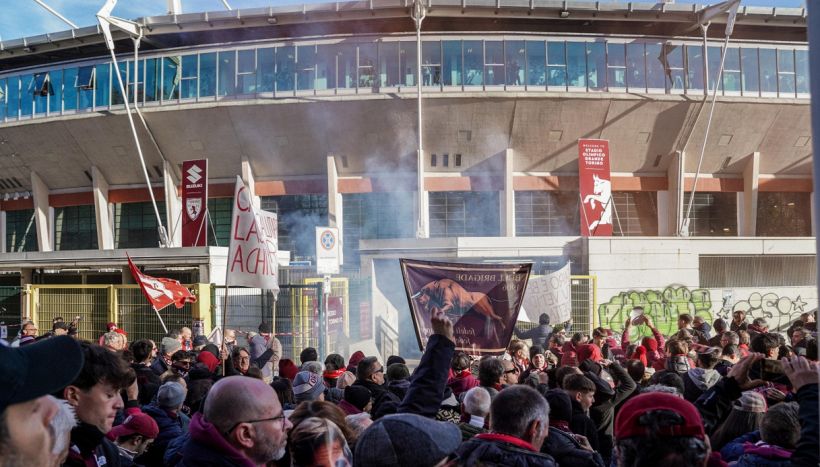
[225,412,287,435]
[504,367,520,374]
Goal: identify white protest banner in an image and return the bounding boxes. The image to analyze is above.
[315,227,340,275]
[521,263,572,324]
[227,176,279,293]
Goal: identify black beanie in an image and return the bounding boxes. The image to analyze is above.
[344,385,372,411]
[545,389,573,423]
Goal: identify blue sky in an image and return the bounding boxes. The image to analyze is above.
[0,0,806,42]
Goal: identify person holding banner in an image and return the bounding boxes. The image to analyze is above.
[514,313,553,348]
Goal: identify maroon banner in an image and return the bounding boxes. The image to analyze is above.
[578,139,613,236]
[401,259,531,355]
[182,159,208,247]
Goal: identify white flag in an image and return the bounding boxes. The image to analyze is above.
[226,177,279,293]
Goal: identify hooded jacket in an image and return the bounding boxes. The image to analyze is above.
[454,433,557,467]
[138,404,186,466]
[683,368,722,402]
[722,434,792,467]
[541,427,605,467]
[448,369,480,397]
[515,324,553,348]
[177,413,256,467]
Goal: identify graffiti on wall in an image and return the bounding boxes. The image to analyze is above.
[599,286,811,340]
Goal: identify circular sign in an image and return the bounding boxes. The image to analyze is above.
[320,230,336,251]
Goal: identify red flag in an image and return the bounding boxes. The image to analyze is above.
[127,255,197,311]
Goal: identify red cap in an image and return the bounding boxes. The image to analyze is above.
[197,350,219,373]
[615,393,705,440]
[106,413,159,440]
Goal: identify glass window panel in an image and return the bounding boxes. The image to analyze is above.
[342,193,413,265]
[515,191,579,236]
[759,48,777,93]
[484,41,503,85]
[612,192,658,236]
[207,198,232,247]
[422,41,441,86]
[218,51,235,96]
[741,48,759,94]
[128,60,145,103]
[548,42,566,65]
[144,58,160,101]
[442,40,462,86]
[566,42,586,87]
[646,43,665,90]
[400,42,416,86]
[626,43,645,90]
[237,49,256,94]
[705,46,722,92]
[261,195,328,259]
[429,192,500,237]
[778,49,795,96]
[256,48,274,93]
[297,45,316,91]
[336,44,356,89]
[33,73,50,114]
[664,44,685,91]
[682,192,736,236]
[796,50,809,94]
[526,41,547,86]
[687,45,704,91]
[180,55,198,99]
[20,75,33,117]
[723,47,741,92]
[358,43,377,89]
[505,40,525,86]
[5,209,38,252]
[316,45,336,90]
[163,56,180,100]
[7,77,20,117]
[114,202,167,248]
[607,43,626,88]
[199,53,216,97]
[62,68,77,111]
[586,42,606,90]
[379,42,400,87]
[464,40,484,86]
[54,205,98,250]
[0,79,6,120]
[756,192,811,237]
[111,61,126,105]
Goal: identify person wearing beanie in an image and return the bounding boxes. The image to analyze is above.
[631,345,648,367]
[347,350,366,374]
[386,355,406,367]
[385,363,411,401]
[354,413,463,467]
[139,382,188,466]
[293,370,326,404]
[576,343,603,365]
[192,335,209,351]
[279,359,299,381]
[542,389,606,467]
[151,337,182,376]
[196,350,219,374]
[336,371,356,389]
[340,385,372,415]
[710,391,768,451]
[300,347,319,364]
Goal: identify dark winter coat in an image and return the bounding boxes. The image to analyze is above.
[541,427,605,467]
[137,404,186,466]
[177,413,256,467]
[515,324,553,348]
[568,399,600,452]
[682,368,722,402]
[722,433,792,467]
[398,334,455,418]
[585,361,636,464]
[149,356,170,376]
[455,433,557,467]
[63,422,123,467]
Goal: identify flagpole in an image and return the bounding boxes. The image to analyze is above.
[153,307,169,335]
[221,285,229,377]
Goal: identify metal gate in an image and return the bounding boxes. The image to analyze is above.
[212,285,324,361]
[0,286,22,341]
[516,275,597,337]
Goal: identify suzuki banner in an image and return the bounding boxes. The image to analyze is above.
[226,177,279,293]
[182,159,208,246]
[400,259,531,355]
[578,139,613,236]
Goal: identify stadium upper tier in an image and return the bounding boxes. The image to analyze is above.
[0,1,808,125]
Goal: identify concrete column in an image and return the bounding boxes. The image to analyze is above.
[666,151,685,236]
[241,156,260,209]
[163,161,182,247]
[91,167,115,250]
[0,210,6,253]
[30,172,52,252]
[740,152,760,237]
[327,154,344,264]
[501,148,515,237]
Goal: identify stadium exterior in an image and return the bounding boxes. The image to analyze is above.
[0,1,815,357]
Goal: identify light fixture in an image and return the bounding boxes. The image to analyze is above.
[13,192,19,200]
[2,193,9,201]
[267,17,277,24]
[559,10,570,18]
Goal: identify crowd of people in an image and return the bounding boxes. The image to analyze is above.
[0,307,818,467]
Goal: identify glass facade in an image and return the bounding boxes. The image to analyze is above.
[514,191,580,236]
[342,193,415,265]
[683,192,737,237]
[429,191,500,237]
[5,209,37,252]
[0,37,807,122]
[54,205,98,250]
[612,192,658,236]
[260,195,328,260]
[207,198,232,247]
[113,202,167,249]
[756,192,811,237]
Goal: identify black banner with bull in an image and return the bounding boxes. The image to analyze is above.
[400,259,531,355]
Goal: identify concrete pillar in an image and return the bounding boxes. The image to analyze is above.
[327,154,344,264]
[740,152,760,237]
[91,167,115,250]
[0,210,5,253]
[501,148,515,237]
[20,268,33,321]
[163,161,182,247]
[241,156,260,209]
[30,172,52,252]
[666,151,685,236]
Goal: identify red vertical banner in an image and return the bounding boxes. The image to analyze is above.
[182,159,208,247]
[578,139,613,236]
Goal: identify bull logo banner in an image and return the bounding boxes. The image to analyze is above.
[578,139,613,236]
[400,259,531,355]
[182,159,208,246]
